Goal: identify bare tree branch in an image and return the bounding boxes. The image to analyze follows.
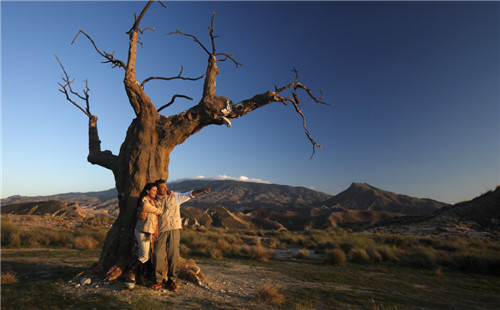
[223,69,330,157]
[71,30,126,69]
[215,53,242,67]
[56,55,92,117]
[56,55,118,170]
[127,0,154,34]
[157,94,193,112]
[141,66,206,88]
[166,29,211,56]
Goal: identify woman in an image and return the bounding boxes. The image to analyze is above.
[123,183,162,283]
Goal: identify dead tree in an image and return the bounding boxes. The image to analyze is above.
[57,1,329,277]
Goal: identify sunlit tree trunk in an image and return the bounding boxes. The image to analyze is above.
[57,0,328,277]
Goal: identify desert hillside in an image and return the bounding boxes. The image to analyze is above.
[370,186,500,237]
[169,179,332,211]
[1,201,87,218]
[320,182,448,215]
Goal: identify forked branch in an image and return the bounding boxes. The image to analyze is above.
[56,55,118,171]
[56,55,92,118]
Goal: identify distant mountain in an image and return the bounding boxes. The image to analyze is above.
[1,180,331,216]
[1,189,119,217]
[1,180,448,221]
[320,182,448,215]
[2,181,496,234]
[1,200,87,218]
[169,179,332,212]
[370,186,500,236]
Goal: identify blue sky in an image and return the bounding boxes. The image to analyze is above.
[1,1,498,204]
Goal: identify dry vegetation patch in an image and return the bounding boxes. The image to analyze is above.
[2,216,500,309]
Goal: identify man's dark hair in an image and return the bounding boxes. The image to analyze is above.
[155,179,166,187]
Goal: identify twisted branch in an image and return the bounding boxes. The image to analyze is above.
[71,30,126,69]
[141,66,206,88]
[157,94,193,112]
[227,69,330,158]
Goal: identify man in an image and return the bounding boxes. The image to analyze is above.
[152,179,211,291]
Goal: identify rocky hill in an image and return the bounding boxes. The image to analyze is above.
[169,179,332,212]
[370,186,500,237]
[2,180,331,216]
[1,189,118,216]
[320,182,448,215]
[1,200,87,218]
[1,180,451,230]
[2,181,497,234]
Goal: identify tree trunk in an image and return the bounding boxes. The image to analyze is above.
[58,1,328,278]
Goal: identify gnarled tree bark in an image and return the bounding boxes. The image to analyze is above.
[57,0,330,277]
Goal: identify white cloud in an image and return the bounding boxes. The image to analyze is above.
[171,175,271,184]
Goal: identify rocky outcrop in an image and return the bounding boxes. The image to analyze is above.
[320,183,448,215]
[1,201,87,218]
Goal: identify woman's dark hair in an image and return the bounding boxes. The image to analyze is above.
[138,182,157,207]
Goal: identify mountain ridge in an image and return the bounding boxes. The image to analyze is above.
[2,180,448,218]
[319,182,448,215]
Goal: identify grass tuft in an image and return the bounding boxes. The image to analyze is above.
[256,283,285,305]
[324,249,346,266]
[1,271,19,284]
[252,245,275,262]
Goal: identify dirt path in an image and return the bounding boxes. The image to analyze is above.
[58,258,296,309]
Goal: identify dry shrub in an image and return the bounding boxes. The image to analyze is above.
[210,248,223,260]
[347,248,370,263]
[251,245,275,262]
[240,244,252,256]
[378,246,400,263]
[263,237,282,249]
[73,236,99,250]
[243,235,261,246]
[367,248,383,262]
[191,239,212,256]
[435,267,443,277]
[1,271,18,284]
[216,239,230,253]
[325,249,346,266]
[295,248,310,259]
[404,247,438,269]
[256,283,285,305]
[1,220,21,247]
[2,232,21,247]
[180,243,191,256]
[177,257,207,285]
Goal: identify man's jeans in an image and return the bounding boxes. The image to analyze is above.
[153,229,180,282]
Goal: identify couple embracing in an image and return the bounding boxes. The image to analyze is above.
[124,179,211,291]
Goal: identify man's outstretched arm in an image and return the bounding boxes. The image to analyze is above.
[192,188,211,197]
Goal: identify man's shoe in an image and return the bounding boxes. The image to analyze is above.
[152,282,162,290]
[165,278,178,292]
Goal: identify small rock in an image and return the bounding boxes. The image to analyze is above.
[80,278,91,286]
[123,282,135,290]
